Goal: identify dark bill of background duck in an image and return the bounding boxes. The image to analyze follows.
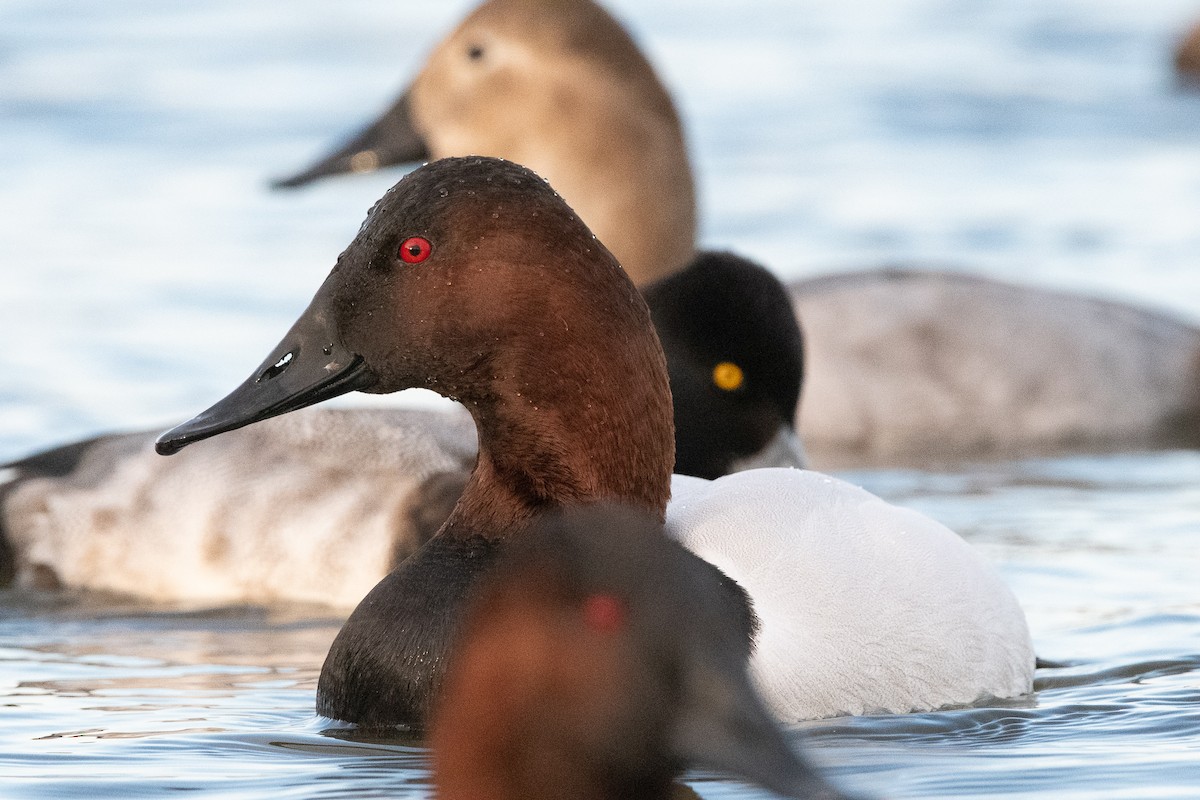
[271,90,429,189]
[155,276,375,455]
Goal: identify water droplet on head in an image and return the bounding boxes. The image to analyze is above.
[438,187,449,198]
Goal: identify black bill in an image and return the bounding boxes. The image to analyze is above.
[156,281,374,455]
[272,89,430,189]
[670,657,862,800]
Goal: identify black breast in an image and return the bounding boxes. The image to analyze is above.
[316,533,504,729]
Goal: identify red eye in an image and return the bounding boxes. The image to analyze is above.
[582,594,626,634]
[399,236,432,263]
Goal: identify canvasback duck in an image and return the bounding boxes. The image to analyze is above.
[430,503,859,800]
[272,0,1200,461]
[273,0,695,286]
[0,249,804,604]
[156,157,1034,726]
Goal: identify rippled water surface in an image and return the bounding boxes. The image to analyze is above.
[3,0,1200,797]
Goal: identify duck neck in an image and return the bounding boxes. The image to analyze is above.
[441,286,675,540]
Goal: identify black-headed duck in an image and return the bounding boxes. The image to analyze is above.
[646,251,805,479]
[157,157,1034,727]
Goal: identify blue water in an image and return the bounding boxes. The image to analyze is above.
[3,0,1200,796]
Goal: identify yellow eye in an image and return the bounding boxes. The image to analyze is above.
[712,361,744,392]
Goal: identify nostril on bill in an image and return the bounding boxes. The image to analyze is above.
[259,350,296,382]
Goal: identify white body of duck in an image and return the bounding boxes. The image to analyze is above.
[668,469,1034,722]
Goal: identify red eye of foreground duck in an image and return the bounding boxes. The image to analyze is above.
[399,236,432,263]
[582,594,627,634]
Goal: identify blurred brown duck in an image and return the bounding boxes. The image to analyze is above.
[429,504,861,800]
[1175,18,1200,85]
